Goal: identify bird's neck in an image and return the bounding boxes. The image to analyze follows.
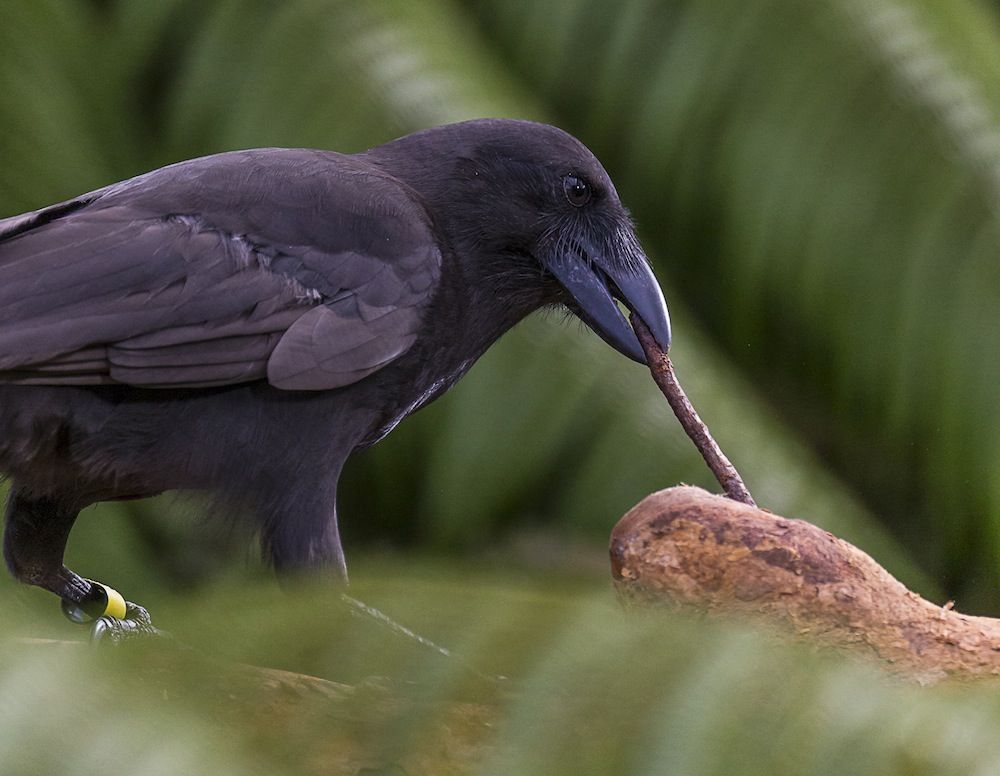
[357,251,547,451]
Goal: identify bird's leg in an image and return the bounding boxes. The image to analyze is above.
[264,499,349,584]
[4,490,91,603]
[3,489,160,641]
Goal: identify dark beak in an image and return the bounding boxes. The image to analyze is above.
[547,246,671,363]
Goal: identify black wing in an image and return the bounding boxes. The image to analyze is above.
[0,149,441,390]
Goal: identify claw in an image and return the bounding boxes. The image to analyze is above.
[90,609,165,644]
[89,599,168,643]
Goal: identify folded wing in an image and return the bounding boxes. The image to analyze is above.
[0,149,441,390]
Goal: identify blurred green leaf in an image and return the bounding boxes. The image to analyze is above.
[2,565,1000,775]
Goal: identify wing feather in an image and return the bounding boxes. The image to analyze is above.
[0,149,441,390]
[267,303,420,390]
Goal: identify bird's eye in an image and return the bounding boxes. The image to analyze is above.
[563,174,591,207]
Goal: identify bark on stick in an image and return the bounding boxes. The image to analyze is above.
[631,315,755,506]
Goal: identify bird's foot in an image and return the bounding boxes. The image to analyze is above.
[60,581,167,643]
[91,602,166,644]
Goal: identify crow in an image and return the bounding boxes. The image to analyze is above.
[0,119,670,634]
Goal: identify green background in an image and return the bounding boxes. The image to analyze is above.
[2,2,1000,773]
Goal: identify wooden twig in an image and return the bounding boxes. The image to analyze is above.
[631,314,756,507]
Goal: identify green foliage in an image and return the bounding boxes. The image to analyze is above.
[2,566,1000,775]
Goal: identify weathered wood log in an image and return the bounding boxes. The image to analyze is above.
[610,486,1000,683]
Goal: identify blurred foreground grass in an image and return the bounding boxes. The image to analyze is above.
[1,559,999,776]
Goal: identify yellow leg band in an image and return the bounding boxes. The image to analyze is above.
[94,583,127,619]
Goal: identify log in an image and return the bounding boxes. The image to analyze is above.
[609,486,1000,683]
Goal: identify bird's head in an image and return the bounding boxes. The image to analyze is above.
[369,119,671,363]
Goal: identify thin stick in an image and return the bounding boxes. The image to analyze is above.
[631,314,756,507]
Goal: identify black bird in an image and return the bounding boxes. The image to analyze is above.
[0,119,670,633]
